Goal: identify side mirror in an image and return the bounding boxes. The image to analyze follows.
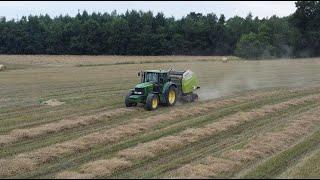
[138,72,140,76]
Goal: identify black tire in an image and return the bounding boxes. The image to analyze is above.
[125,92,137,107]
[145,93,159,111]
[164,85,177,106]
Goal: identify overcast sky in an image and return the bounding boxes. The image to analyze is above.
[0,1,297,20]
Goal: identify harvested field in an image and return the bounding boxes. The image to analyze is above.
[0,108,134,146]
[169,106,320,178]
[57,94,320,178]
[1,55,320,178]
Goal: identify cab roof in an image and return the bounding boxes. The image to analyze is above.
[144,70,169,73]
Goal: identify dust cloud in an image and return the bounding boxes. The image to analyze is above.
[195,59,320,101]
[198,63,261,100]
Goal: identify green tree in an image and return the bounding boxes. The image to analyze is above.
[0,8,316,58]
[235,32,273,59]
[290,1,320,57]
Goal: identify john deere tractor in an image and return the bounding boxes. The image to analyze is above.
[125,69,200,110]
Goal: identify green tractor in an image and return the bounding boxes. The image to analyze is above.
[125,69,200,110]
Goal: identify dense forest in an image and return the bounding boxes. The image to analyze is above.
[0,1,319,59]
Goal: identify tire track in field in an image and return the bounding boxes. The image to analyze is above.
[170,106,320,178]
[55,93,320,179]
[0,90,279,178]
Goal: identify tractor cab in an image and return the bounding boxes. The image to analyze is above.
[138,70,170,93]
[139,70,169,85]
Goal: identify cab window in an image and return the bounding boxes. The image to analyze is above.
[144,72,158,83]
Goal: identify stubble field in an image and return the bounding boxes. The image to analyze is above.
[0,55,320,178]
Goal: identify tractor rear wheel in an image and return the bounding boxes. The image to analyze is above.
[165,86,177,106]
[145,93,159,111]
[125,92,137,107]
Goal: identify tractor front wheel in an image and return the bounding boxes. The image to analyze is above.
[145,94,159,111]
[125,92,137,107]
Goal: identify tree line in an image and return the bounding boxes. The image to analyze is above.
[0,1,318,59]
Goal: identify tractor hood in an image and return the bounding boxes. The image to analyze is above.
[135,82,153,89]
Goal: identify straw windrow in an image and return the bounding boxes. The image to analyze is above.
[57,94,320,178]
[0,108,134,146]
[0,91,275,177]
[170,106,320,178]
